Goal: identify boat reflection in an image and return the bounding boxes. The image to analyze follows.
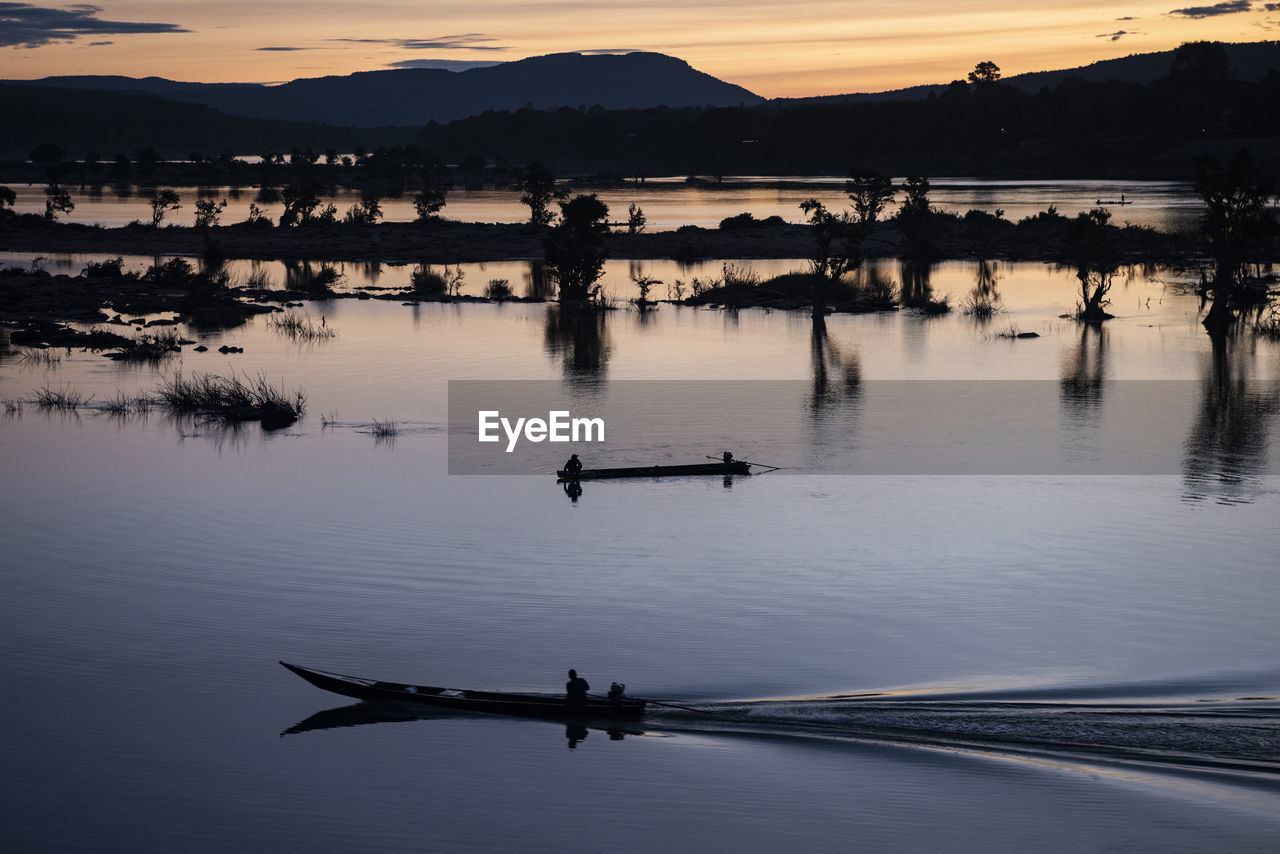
[282,701,640,747]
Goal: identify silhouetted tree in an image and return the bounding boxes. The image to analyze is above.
[1193,149,1278,331]
[896,176,935,257]
[627,203,646,234]
[1170,41,1231,87]
[0,185,15,218]
[413,186,446,222]
[44,188,74,221]
[799,198,862,316]
[519,162,565,226]
[344,189,383,224]
[279,183,325,226]
[194,198,227,228]
[133,147,159,177]
[110,153,131,180]
[846,169,895,225]
[544,194,610,305]
[967,61,1000,87]
[149,188,181,227]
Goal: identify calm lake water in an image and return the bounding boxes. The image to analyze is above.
[2,257,1279,852]
[7,176,1201,231]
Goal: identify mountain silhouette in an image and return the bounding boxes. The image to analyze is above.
[777,40,1280,104]
[15,52,763,127]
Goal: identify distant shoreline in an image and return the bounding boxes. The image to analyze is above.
[0,217,1196,267]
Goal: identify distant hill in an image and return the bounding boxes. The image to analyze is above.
[779,40,1280,105]
[0,83,411,159]
[10,52,763,127]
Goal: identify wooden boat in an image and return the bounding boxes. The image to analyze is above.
[557,461,751,480]
[280,661,647,720]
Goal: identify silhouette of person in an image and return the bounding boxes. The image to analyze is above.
[565,723,589,749]
[564,453,583,476]
[566,668,589,712]
[722,451,734,464]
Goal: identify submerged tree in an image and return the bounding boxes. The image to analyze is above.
[519,162,566,226]
[1193,149,1278,332]
[544,194,610,305]
[799,198,863,317]
[846,169,895,226]
[1067,208,1118,322]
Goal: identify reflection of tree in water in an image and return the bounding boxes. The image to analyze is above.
[898,259,934,309]
[1183,334,1280,504]
[854,258,893,298]
[544,305,609,380]
[965,260,1003,321]
[524,260,555,301]
[1060,322,1108,418]
[809,314,860,412]
[283,259,338,292]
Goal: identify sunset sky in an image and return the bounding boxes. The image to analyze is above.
[1,1,1277,96]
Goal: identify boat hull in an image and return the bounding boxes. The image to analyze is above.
[280,661,646,720]
[558,462,751,480]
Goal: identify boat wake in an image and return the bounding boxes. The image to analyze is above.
[642,693,1280,784]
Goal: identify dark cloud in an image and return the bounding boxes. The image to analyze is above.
[1096,30,1131,40]
[386,59,504,71]
[1167,1,1254,18]
[87,39,109,46]
[0,2,188,48]
[330,34,506,51]
[1263,2,1280,8]
[1116,16,1136,20]
[257,46,308,52]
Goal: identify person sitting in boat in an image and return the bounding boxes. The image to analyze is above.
[564,453,583,476]
[566,669,589,711]
[722,451,734,465]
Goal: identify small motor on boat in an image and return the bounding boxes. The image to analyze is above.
[608,682,626,702]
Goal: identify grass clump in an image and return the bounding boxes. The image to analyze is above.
[19,348,62,366]
[919,292,952,315]
[267,312,335,340]
[370,419,398,437]
[156,370,305,429]
[98,391,154,415]
[411,264,465,297]
[34,385,91,409]
[484,279,514,301]
[3,398,23,414]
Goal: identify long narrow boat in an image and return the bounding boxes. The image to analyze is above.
[557,461,751,480]
[280,661,647,720]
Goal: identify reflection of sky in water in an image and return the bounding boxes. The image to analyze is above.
[7,178,1201,231]
[3,259,1279,853]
